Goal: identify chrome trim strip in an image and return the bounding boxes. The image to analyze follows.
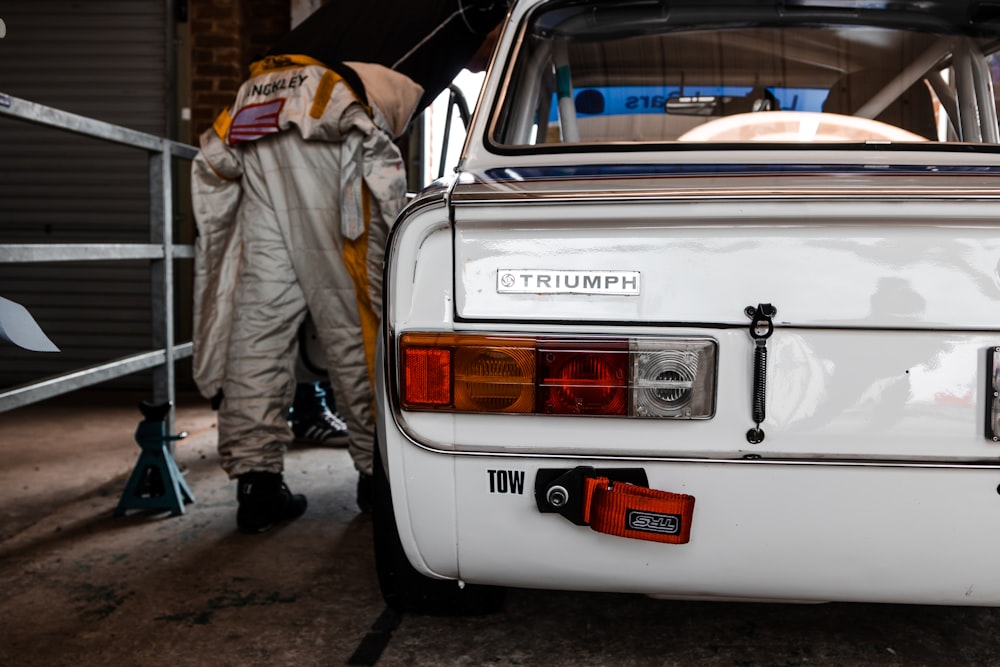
[391,429,1000,470]
[382,195,454,441]
[449,189,1000,205]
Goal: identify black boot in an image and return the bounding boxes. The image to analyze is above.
[236,471,307,534]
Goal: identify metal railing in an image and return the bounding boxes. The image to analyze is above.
[0,92,197,433]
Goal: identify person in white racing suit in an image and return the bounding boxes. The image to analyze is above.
[191,0,508,533]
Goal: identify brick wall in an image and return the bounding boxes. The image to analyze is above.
[189,0,290,136]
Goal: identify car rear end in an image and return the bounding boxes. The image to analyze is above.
[375,0,1000,610]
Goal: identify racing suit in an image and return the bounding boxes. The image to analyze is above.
[191,57,423,477]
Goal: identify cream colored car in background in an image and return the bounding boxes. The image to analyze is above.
[374,0,1000,615]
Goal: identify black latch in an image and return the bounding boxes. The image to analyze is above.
[535,466,649,525]
[746,303,776,444]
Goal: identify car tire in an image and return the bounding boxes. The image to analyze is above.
[372,444,505,616]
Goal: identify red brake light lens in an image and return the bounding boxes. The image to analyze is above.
[536,340,628,415]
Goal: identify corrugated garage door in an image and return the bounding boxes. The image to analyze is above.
[0,1,171,390]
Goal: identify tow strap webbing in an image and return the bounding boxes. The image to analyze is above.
[582,477,695,544]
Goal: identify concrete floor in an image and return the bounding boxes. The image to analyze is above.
[3,390,1000,666]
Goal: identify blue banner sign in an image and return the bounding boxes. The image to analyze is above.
[551,86,829,120]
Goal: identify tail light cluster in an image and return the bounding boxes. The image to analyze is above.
[399,333,717,419]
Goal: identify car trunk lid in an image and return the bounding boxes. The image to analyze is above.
[452,169,1000,330]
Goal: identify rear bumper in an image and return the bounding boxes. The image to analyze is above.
[383,426,1000,605]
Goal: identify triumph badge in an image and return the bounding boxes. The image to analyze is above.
[497,269,641,295]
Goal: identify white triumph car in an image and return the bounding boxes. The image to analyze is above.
[373,0,1000,614]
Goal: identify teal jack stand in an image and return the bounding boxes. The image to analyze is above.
[114,401,195,517]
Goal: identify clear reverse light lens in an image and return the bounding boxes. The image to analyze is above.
[631,339,717,419]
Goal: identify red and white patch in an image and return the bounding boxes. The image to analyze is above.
[227,99,285,145]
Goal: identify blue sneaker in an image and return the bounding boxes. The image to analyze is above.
[290,408,349,446]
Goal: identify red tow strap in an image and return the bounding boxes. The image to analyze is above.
[581,476,695,544]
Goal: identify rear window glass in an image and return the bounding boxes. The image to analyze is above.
[490,2,1000,149]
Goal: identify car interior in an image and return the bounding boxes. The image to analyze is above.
[492,8,1000,147]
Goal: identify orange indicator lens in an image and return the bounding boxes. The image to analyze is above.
[454,341,535,413]
[402,346,452,407]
